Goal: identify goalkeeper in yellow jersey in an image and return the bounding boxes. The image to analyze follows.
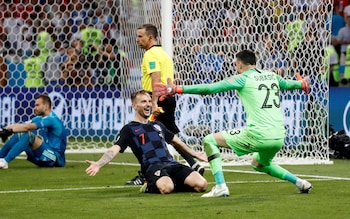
[154,50,312,197]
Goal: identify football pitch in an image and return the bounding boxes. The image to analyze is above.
[1,153,349,219]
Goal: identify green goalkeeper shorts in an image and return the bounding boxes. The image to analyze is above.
[221,129,284,165]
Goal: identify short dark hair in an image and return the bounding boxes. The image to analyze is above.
[138,24,158,39]
[236,50,256,65]
[131,89,150,103]
[35,94,52,108]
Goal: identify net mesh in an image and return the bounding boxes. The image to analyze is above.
[0,0,332,164]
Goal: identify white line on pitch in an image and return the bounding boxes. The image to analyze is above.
[0,185,135,194]
[0,176,347,194]
[71,160,350,181]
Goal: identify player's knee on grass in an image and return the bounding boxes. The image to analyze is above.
[185,172,208,192]
[156,176,175,194]
[195,177,208,192]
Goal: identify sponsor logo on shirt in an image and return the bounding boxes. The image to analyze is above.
[135,128,141,133]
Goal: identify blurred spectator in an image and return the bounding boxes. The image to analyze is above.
[192,44,224,84]
[344,3,350,17]
[0,54,8,87]
[335,15,350,65]
[91,7,113,33]
[342,42,350,86]
[36,31,54,61]
[80,27,103,55]
[178,10,205,46]
[20,19,37,59]
[23,49,46,88]
[328,4,345,57]
[60,45,93,88]
[80,27,103,76]
[324,43,340,87]
[3,6,24,61]
[67,0,89,34]
[331,4,346,37]
[42,41,68,86]
[257,33,286,76]
[0,3,7,24]
[293,31,325,79]
[71,38,84,55]
[203,1,226,44]
[57,10,72,47]
[93,38,129,88]
[286,10,307,53]
[223,1,241,43]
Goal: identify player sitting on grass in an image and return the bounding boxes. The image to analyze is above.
[0,94,67,169]
[85,89,208,194]
[154,49,313,197]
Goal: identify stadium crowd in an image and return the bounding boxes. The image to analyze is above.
[0,0,129,88]
[0,0,348,88]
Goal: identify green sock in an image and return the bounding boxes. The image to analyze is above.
[204,134,225,185]
[252,163,298,184]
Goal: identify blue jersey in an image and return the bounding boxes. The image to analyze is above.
[31,111,67,160]
[116,121,177,173]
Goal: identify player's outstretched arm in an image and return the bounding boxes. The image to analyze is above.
[85,145,121,176]
[296,73,311,94]
[171,135,208,162]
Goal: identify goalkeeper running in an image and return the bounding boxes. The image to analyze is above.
[154,50,312,197]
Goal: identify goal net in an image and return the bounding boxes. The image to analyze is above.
[0,0,332,165]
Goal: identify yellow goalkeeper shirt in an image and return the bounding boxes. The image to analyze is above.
[141,45,174,92]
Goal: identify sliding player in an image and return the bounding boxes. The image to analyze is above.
[85,89,207,194]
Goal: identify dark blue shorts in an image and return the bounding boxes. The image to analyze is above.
[144,163,194,193]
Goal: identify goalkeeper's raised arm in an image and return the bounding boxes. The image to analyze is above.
[154,70,311,97]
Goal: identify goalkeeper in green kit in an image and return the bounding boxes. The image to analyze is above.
[154,50,312,197]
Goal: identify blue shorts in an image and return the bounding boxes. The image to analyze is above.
[25,137,64,167]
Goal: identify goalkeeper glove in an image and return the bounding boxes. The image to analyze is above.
[0,128,13,142]
[149,107,164,121]
[296,73,311,94]
[154,78,183,101]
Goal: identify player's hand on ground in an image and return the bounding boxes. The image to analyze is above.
[85,160,101,176]
[296,73,311,94]
[195,152,208,162]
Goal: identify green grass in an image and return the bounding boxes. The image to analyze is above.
[1,153,350,219]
